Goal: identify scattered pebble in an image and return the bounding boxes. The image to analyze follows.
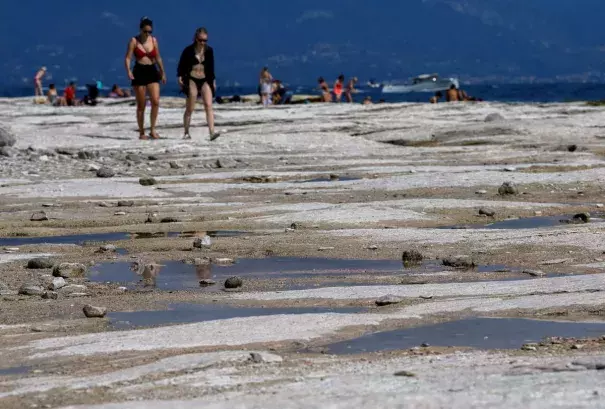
[376,295,404,306]
[30,211,49,222]
[393,370,416,377]
[225,276,243,289]
[367,245,379,250]
[114,211,127,216]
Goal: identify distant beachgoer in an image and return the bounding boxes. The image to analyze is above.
[318,77,332,102]
[333,74,345,102]
[446,85,461,102]
[34,67,47,96]
[178,27,219,140]
[46,84,58,105]
[345,77,358,103]
[124,17,167,140]
[63,82,77,106]
[363,96,372,105]
[109,84,130,98]
[259,67,273,107]
[273,80,293,104]
[430,91,443,104]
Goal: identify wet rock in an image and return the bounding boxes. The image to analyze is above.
[117,200,135,207]
[160,217,180,223]
[402,250,424,266]
[169,161,182,169]
[498,182,518,195]
[478,208,496,217]
[523,269,546,277]
[42,291,58,300]
[52,263,87,279]
[30,211,49,221]
[394,370,416,377]
[27,258,54,269]
[442,255,476,269]
[484,113,505,122]
[83,305,107,318]
[18,284,45,296]
[99,244,117,253]
[225,276,243,289]
[329,174,340,181]
[215,158,237,169]
[139,177,157,186]
[0,126,17,147]
[96,167,115,178]
[376,295,404,306]
[199,279,216,287]
[49,277,67,290]
[98,202,111,208]
[126,153,143,162]
[193,235,212,249]
[572,213,590,223]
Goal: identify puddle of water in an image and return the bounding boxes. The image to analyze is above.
[0,231,251,246]
[89,257,405,290]
[295,176,360,183]
[109,303,365,330]
[322,318,605,354]
[0,365,32,377]
[440,214,605,230]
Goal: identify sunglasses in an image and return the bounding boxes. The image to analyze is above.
[196,38,208,43]
[143,30,153,34]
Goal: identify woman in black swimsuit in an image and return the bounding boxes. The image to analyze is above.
[124,17,166,140]
[177,27,219,140]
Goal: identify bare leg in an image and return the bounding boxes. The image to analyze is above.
[134,86,147,139]
[34,82,42,97]
[183,79,198,138]
[147,82,160,139]
[201,82,217,139]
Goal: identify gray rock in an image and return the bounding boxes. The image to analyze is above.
[160,217,180,223]
[169,161,182,169]
[52,263,87,278]
[572,213,590,223]
[30,211,49,221]
[55,148,76,156]
[475,190,488,195]
[394,370,416,377]
[49,277,67,290]
[139,177,157,186]
[521,343,538,351]
[224,276,243,289]
[193,235,212,249]
[572,360,605,370]
[199,279,217,287]
[479,208,496,217]
[78,150,97,160]
[0,146,17,157]
[402,250,424,267]
[376,295,404,306]
[96,167,115,178]
[523,269,546,277]
[215,158,238,169]
[249,352,264,363]
[86,164,101,172]
[126,153,143,162]
[42,291,58,300]
[148,155,158,161]
[83,304,107,318]
[0,126,16,147]
[18,284,45,296]
[117,200,135,207]
[442,255,476,269]
[99,244,117,252]
[485,113,505,122]
[61,285,88,294]
[498,182,518,195]
[27,258,54,269]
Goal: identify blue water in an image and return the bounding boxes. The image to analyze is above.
[2,83,605,103]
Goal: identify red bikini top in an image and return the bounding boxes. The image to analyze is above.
[133,37,157,60]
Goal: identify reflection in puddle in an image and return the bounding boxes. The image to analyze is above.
[322,318,605,354]
[440,214,605,230]
[0,230,251,246]
[0,365,32,377]
[109,303,366,330]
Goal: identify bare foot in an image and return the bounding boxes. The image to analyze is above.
[150,131,160,140]
[183,133,192,140]
[139,134,149,140]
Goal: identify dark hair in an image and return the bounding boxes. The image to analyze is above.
[318,77,324,83]
[435,91,442,97]
[193,27,208,42]
[450,84,457,90]
[140,17,153,29]
[69,81,75,86]
[49,84,56,89]
[338,74,345,81]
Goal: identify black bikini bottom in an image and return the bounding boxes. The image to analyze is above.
[183,77,215,97]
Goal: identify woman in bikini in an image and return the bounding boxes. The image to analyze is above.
[34,67,46,97]
[124,17,166,140]
[345,77,358,103]
[259,67,273,107]
[333,74,345,102]
[178,27,219,141]
[318,77,332,102]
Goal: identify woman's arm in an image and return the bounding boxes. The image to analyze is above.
[153,38,167,84]
[124,38,135,79]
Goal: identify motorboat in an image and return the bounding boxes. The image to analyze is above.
[382,74,459,93]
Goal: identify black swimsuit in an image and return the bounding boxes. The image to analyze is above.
[177,44,216,97]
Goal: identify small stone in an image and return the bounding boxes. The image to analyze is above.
[49,277,66,290]
[329,174,340,181]
[199,279,217,287]
[421,343,430,347]
[83,304,107,318]
[249,352,264,363]
[39,155,49,162]
[394,370,416,377]
[503,167,516,172]
[160,217,180,223]
[193,235,212,249]
[376,295,404,306]
[402,250,424,266]
[498,182,518,196]
[87,164,101,172]
[99,244,117,252]
[318,247,335,251]
[53,263,87,279]
[475,190,488,195]
[521,343,538,351]
[597,204,604,209]
[148,155,158,161]
[484,113,505,122]
[571,344,584,350]
[114,211,127,216]
[145,213,156,223]
[567,144,578,152]
[30,211,49,221]
[27,257,54,269]
[18,284,45,296]
[522,269,546,277]
[478,208,496,217]
[42,291,58,300]
[225,276,243,289]
[98,202,110,207]
[96,167,115,178]
[215,158,237,169]
[139,177,157,186]
[169,161,182,169]
[78,150,97,160]
[117,200,134,207]
[534,211,543,216]
[290,222,299,230]
[0,126,17,147]
[367,245,379,250]
[442,255,475,269]
[213,257,235,265]
[572,213,590,224]
[3,247,19,253]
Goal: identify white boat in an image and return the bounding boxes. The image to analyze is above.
[382,74,459,94]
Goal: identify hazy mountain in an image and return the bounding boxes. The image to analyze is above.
[2,0,604,87]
